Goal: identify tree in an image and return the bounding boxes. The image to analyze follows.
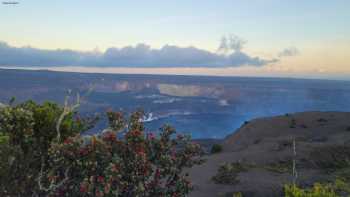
[0,100,93,196]
[0,100,203,196]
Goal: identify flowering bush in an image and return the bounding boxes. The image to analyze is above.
[0,101,203,196]
[0,101,92,196]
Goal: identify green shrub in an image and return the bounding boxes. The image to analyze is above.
[212,162,248,185]
[284,183,339,197]
[0,133,9,144]
[334,178,350,193]
[211,144,223,154]
[265,159,293,174]
[276,140,293,151]
[289,118,296,128]
[253,139,261,144]
[335,167,350,182]
[317,118,328,123]
[233,192,243,197]
[284,179,350,197]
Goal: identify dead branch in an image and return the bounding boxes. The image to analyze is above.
[56,93,80,142]
[37,156,70,196]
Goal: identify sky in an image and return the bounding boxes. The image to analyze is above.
[0,0,349,79]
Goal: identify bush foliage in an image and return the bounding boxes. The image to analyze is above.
[284,183,339,197]
[284,178,350,197]
[210,144,223,154]
[212,162,248,185]
[0,100,203,196]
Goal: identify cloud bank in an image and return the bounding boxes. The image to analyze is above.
[0,40,277,68]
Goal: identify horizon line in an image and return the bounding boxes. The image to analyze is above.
[1,66,349,82]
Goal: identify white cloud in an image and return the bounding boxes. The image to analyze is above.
[0,38,277,67]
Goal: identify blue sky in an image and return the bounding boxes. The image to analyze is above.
[0,0,349,79]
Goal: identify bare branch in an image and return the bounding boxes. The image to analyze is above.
[37,156,70,195]
[56,93,80,142]
[292,137,298,185]
[37,87,94,195]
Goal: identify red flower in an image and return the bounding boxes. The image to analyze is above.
[172,192,179,197]
[95,190,104,197]
[103,132,116,142]
[132,130,142,137]
[97,176,105,183]
[63,138,73,145]
[111,164,119,173]
[79,183,88,193]
[147,132,155,140]
[104,183,111,194]
[79,147,88,156]
[48,175,56,182]
[155,169,161,178]
[135,145,145,156]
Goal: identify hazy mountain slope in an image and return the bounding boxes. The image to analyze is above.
[189,112,350,197]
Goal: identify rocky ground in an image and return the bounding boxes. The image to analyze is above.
[188,111,350,197]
